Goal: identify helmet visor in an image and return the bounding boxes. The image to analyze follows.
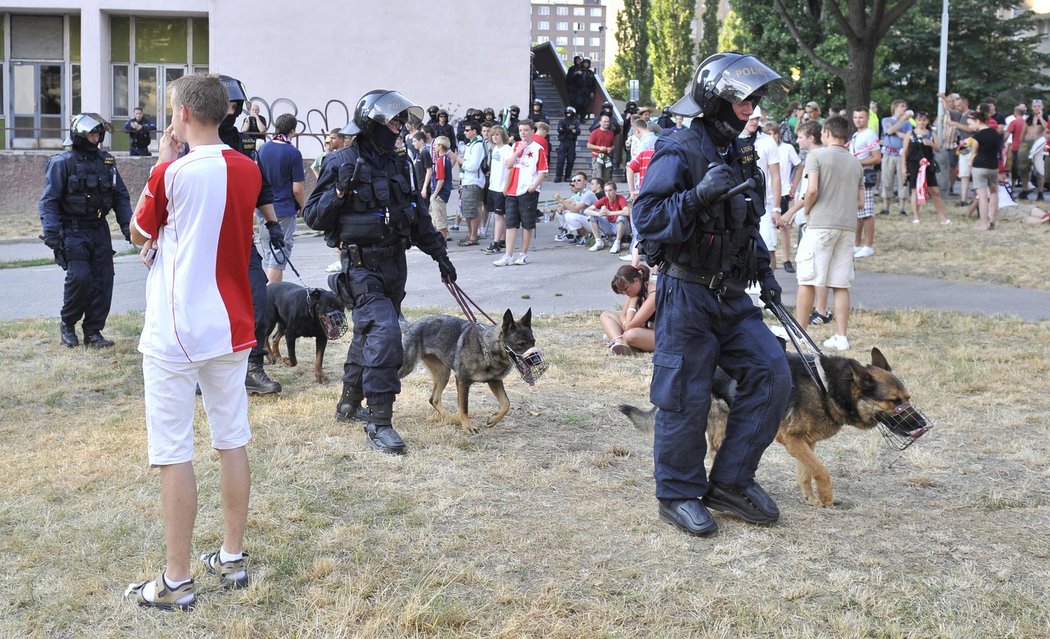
[364,91,424,127]
[708,56,791,105]
[217,75,248,102]
[71,113,112,136]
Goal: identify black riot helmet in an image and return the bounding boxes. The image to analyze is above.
[483,107,495,119]
[625,101,638,113]
[427,105,439,119]
[662,106,672,116]
[217,75,248,112]
[472,109,484,121]
[509,105,520,117]
[65,113,111,149]
[341,89,424,138]
[671,52,790,142]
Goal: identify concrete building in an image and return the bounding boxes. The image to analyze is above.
[530,0,607,72]
[0,0,531,154]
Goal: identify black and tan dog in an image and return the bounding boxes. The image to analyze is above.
[399,309,536,434]
[621,348,926,507]
[263,281,347,383]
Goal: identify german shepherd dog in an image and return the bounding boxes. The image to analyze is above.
[399,309,535,434]
[263,282,347,383]
[620,348,926,507]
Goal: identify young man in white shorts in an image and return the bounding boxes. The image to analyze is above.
[794,115,864,351]
[125,74,263,610]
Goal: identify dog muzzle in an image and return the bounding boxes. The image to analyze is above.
[506,346,548,386]
[874,402,931,451]
[320,310,348,340]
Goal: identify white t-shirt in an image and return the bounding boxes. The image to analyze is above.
[488,144,512,193]
[134,144,262,362]
[850,128,880,163]
[754,132,780,208]
[504,140,548,196]
[778,142,801,192]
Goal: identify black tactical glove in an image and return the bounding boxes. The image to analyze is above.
[265,220,286,249]
[437,256,457,283]
[121,224,132,243]
[336,161,355,195]
[759,272,783,310]
[41,232,61,252]
[693,164,737,210]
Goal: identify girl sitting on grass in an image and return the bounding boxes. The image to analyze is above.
[599,264,655,355]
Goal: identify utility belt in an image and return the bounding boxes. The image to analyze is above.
[61,214,108,229]
[341,242,403,270]
[663,262,726,289]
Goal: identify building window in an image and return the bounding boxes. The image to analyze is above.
[11,15,64,59]
[590,22,602,32]
[557,6,569,15]
[573,21,584,31]
[573,37,584,46]
[537,5,550,15]
[590,37,600,47]
[574,7,585,15]
[591,7,603,16]
[112,65,129,117]
[556,21,568,30]
[537,35,550,44]
[538,20,549,30]
[71,64,81,115]
[556,36,568,46]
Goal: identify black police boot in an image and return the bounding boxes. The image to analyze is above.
[335,383,366,422]
[245,356,281,395]
[60,323,79,348]
[703,481,780,526]
[360,403,406,455]
[83,330,114,348]
[658,498,718,537]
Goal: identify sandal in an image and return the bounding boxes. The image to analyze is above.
[610,337,633,356]
[457,238,479,246]
[124,573,196,611]
[201,549,249,589]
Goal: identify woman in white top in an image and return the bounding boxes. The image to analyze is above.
[483,126,513,254]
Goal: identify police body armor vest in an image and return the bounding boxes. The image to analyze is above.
[61,151,117,219]
[665,126,765,292]
[338,149,416,247]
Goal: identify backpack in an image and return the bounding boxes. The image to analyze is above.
[779,119,796,147]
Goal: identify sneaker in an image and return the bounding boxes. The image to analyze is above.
[878,208,890,215]
[482,242,501,255]
[324,259,342,273]
[853,246,863,256]
[783,260,795,273]
[619,254,634,261]
[449,224,460,231]
[200,549,249,589]
[854,246,874,258]
[572,236,590,246]
[912,219,921,224]
[512,253,530,266]
[610,240,622,253]
[809,310,833,325]
[898,209,908,217]
[822,334,850,351]
[492,254,513,267]
[588,239,606,252]
[554,232,575,242]
[941,219,953,225]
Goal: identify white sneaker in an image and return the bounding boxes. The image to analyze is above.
[610,240,621,253]
[492,254,513,267]
[854,246,874,259]
[853,246,863,256]
[324,260,342,273]
[589,239,606,252]
[512,253,529,266]
[619,254,634,261]
[822,334,850,351]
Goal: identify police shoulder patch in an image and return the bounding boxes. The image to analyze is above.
[104,156,116,165]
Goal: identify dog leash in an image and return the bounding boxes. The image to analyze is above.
[768,301,827,395]
[267,244,311,289]
[445,280,497,327]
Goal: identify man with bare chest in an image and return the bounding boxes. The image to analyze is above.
[1021,99,1046,200]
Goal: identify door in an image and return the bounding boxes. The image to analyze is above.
[11,61,63,149]
[136,65,186,136]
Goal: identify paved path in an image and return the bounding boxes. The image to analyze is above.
[3,226,1050,323]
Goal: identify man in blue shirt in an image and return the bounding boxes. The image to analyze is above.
[256,113,305,283]
[880,100,913,216]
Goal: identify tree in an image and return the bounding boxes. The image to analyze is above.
[650,0,696,106]
[698,0,721,63]
[604,0,652,104]
[772,0,920,108]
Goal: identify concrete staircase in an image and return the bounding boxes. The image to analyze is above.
[532,76,625,184]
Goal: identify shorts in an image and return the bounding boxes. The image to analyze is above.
[563,211,590,231]
[971,167,998,191]
[880,154,908,199]
[759,209,777,250]
[1018,139,1034,176]
[142,350,252,466]
[430,193,449,230]
[258,217,296,270]
[505,191,540,230]
[958,152,973,178]
[857,187,876,218]
[461,184,483,218]
[795,227,855,289]
[486,190,506,214]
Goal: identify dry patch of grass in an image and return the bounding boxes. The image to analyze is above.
[1,309,1049,638]
[0,210,47,241]
[854,203,1050,289]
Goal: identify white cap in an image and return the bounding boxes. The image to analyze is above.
[748,105,763,120]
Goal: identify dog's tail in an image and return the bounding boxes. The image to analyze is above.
[618,404,657,433]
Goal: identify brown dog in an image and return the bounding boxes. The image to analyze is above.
[621,348,926,507]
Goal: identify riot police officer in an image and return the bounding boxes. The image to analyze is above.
[555,106,580,183]
[39,114,132,348]
[218,74,285,394]
[303,89,456,455]
[633,53,793,536]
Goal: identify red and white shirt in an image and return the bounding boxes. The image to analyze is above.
[504,140,548,196]
[134,144,262,362]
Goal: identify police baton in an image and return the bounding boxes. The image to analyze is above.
[715,177,757,203]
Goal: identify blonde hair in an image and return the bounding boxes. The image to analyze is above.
[435,135,451,151]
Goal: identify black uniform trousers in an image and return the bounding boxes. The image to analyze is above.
[248,245,268,362]
[342,249,408,407]
[557,140,577,182]
[59,220,115,332]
